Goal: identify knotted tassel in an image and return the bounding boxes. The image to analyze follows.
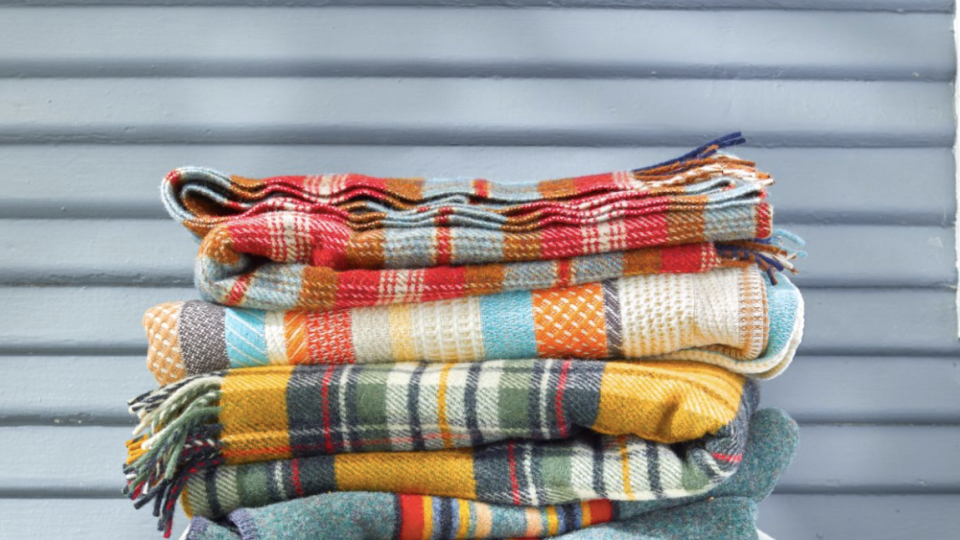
[124,374,226,536]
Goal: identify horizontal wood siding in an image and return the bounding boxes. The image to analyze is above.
[0,3,955,539]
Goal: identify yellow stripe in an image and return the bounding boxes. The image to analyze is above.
[456,499,471,539]
[333,448,478,499]
[592,361,744,444]
[388,304,417,361]
[437,363,455,449]
[618,435,634,499]
[546,506,560,536]
[422,496,434,540]
[220,367,294,464]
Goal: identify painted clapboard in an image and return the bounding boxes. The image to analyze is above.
[0,2,957,539]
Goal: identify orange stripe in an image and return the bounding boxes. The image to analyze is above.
[579,501,592,526]
[284,311,309,364]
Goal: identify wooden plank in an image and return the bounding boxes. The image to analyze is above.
[760,356,960,424]
[0,286,956,355]
[1,424,957,494]
[758,495,960,540]
[0,356,157,425]
[800,288,959,356]
[0,9,951,80]
[2,146,955,225]
[0,499,189,540]
[2,355,957,425]
[777,426,960,493]
[0,78,951,146]
[0,0,950,11]
[0,221,953,288]
[0,495,958,540]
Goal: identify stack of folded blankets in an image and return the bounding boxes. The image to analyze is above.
[124,132,805,540]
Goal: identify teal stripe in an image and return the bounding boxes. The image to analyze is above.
[225,309,269,368]
[480,290,538,359]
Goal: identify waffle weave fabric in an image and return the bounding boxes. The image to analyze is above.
[179,385,759,524]
[160,134,782,311]
[144,266,769,385]
[181,407,796,540]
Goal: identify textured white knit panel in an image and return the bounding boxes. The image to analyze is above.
[619,267,748,357]
[350,307,394,363]
[410,296,486,362]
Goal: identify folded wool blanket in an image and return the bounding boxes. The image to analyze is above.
[164,133,763,237]
[181,408,794,540]
[126,361,758,534]
[161,134,794,311]
[145,266,804,385]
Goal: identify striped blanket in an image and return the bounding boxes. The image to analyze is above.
[126,361,757,533]
[145,266,794,385]
[178,388,758,535]
[161,134,794,311]
[182,407,797,540]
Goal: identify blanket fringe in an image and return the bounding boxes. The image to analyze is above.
[718,230,806,284]
[635,132,745,172]
[631,133,773,189]
[124,374,226,537]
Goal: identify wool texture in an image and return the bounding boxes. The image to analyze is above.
[125,361,758,533]
[144,266,803,385]
[164,133,764,240]
[160,134,797,311]
[180,408,795,540]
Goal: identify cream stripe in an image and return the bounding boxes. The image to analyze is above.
[264,310,288,365]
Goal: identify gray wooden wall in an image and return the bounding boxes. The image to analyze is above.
[0,2,958,539]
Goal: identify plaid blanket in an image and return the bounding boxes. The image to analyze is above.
[182,407,797,540]
[145,266,771,385]
[164,133,765,238]
[160,134,792,311]
[125,361,757,534]
[178,387,758,536]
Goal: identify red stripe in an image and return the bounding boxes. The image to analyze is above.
[313,310,357,364]
[225,274,252,306]
[755,202,773,239]
[660,242,716,274]
[320,365,336,454]
[540,224,583,260]
[507,441,522,505]
[555,259,571,288]
[473,179,490,199]
[712,452,742,463]
[398,494,426,540]
[435,225,452,266]
[291,458,305,497]
[588,500,614,525]
[554,360,572,438]
[421,266,465,303]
